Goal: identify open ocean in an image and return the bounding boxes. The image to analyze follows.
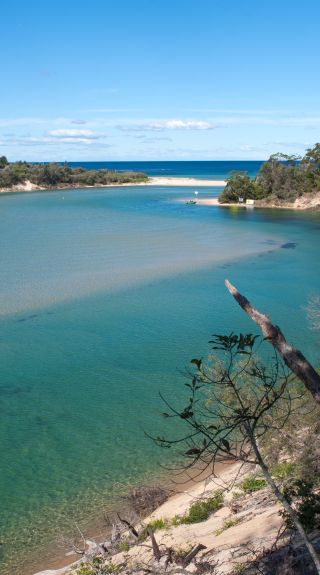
[67,160,263,179]
[1,162,320,574]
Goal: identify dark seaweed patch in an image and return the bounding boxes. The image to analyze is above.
[281,242,297,249]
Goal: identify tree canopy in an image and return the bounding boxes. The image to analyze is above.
[219,143,320,204]
[0,161,148,189]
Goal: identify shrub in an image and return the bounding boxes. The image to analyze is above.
[75,557,120,575]
[271,462,296,480]
[179,492,224,524]
[139,517,168,540]
[118,539,130,552]
[240,477,267,493]
[281,479,320,531]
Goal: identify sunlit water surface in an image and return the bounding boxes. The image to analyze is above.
[0,184,320,574]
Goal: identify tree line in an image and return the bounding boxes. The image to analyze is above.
[219,143,320,204]
[0,158,148,189]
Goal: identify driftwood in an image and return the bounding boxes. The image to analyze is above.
[225,279,320,405]
[147,528,161,562]
[117,513,139,539]
[182,543,207,567]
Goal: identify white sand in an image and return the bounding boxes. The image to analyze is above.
[34,463,282,575]
[145,177,226,187]
[109,462,281,574]
[0,177,226,194]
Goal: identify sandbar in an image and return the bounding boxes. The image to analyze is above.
[144,177,226,187]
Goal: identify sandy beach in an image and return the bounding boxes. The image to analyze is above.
[34,462,282,575]
[0,177,226,194]
[145,177,226,187]
[193,194,320,210]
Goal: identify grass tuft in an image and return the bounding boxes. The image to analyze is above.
[240,476,267,493]
[179,491,224,524]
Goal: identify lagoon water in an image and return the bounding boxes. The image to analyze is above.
[1,167,320,574]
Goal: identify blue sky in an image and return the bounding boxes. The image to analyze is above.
[1,0,319,161]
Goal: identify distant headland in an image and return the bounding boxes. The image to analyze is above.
[0,157,148,192]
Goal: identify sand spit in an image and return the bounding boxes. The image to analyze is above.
[145,177,226,187]
[189,192,320,210]
[0,177,226,194]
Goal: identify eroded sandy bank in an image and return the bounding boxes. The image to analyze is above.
[34,462,282,575]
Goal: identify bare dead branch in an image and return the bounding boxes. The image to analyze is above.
[225,279,320,404]
[182,543,207,567]
[116,513,139,539]
[147,528,161,562]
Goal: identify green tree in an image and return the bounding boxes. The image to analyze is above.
[0,155,8,168]
[302,143,320,167]
[218,143,320,204]
[219,171,261,203]
[156,281,320,573]
[157,333,320,572]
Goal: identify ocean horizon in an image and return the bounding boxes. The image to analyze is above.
[42,160,264,180]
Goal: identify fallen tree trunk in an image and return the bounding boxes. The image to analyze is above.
[225,279,320,405]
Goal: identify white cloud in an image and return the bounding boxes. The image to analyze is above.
[0,133,109,146]
[119,119,218,132]
[48,129,98,138]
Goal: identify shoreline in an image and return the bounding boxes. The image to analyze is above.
[1,178,319,210]
[33,463,238,575]
[185,195,320,211]
[0,177,226,195]
[33,461,282,575]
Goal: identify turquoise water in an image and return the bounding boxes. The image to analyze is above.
[1,184,320,574]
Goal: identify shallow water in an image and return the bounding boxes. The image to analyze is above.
[0,184,320,574]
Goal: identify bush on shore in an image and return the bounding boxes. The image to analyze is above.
[219,143,320,204]
[0,159,148,189]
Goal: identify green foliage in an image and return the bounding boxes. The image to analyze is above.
[281,479,320,531]
[271,461,296,480]
[117,539,130,552]
[156,329,320,571]
[219,171,262,203]
[231,491,243,501]
[240,477,267,493]
[104,564,121,574]
[0,161,148,189]
[232,563,246,574]
[75,557,120,575]
[218,143,320,204]
[215,517,241,535]
[171,514,181,526]
[0,155,8,169]
[139,517,168,540]
[179,492,224,524]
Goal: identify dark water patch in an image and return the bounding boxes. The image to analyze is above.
[281,242,297,249]
[15,313,39,323]
[0,383,31,396]
[35,415,48,427]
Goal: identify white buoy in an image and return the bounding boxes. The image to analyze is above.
[194,191,198,196]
